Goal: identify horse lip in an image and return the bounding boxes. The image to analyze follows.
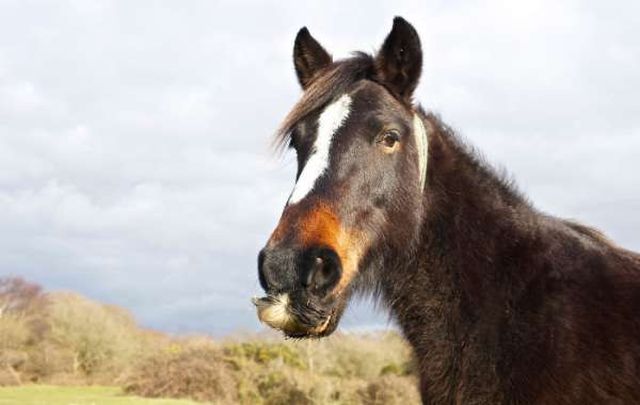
[310,314,332,334]
[251,295,333,337]
[251,295,273,306]
[282,314,333,338]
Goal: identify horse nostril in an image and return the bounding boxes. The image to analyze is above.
[303,248,342,295]
[258,246,298,293]
[303,257,324,288]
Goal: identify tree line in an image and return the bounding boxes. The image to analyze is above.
[0,277,420,404]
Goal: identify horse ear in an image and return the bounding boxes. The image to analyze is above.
[293,27,332,89]
[375,17,423,101]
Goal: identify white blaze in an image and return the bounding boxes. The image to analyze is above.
[288,94,353,205]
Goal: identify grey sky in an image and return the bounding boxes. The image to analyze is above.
[1,0,638,335]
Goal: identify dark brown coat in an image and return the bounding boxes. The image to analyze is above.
[257,17,640,404]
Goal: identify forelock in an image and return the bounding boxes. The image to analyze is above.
[274,53,375,151]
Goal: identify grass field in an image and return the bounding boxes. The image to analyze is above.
[0,385,199,405]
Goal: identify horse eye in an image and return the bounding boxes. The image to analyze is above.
[380,130,400,149]
[288,134,299,150]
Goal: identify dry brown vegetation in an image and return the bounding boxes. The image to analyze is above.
[0,277,420,404]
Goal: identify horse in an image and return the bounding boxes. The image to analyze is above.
[253,17,640,404]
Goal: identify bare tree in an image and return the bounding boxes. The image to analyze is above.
[0,277,44,319]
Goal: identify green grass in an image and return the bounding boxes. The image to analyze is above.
[0,385,200,405]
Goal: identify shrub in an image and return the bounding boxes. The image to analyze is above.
[254,370,313,405]
[224,341,306,370]
[301,332,415,379]
[358,375,421,405]
[123,343,238,404]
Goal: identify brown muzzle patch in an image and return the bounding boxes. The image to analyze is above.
[268,202,367,294]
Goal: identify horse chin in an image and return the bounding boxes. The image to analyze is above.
[252,293,342,338]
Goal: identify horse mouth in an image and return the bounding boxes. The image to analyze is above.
[252,294,333,338]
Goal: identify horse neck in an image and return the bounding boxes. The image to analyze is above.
[382,112,537,352]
